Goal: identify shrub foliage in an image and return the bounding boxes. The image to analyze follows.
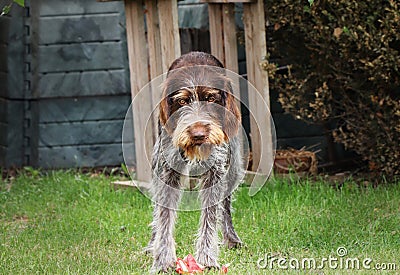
[265,0,400,176]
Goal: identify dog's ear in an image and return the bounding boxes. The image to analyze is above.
[159,92,169,127]
[223,80,241,140]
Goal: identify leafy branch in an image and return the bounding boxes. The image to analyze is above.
[1,0,25,16]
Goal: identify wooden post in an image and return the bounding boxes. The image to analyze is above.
[124,0,153,182]
[222,4,238,73]
[243,0,273,174]
[145,0,163,143]
[157,0,181,72]
[208,4,225,65]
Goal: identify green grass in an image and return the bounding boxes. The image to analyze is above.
[1,170,399,274]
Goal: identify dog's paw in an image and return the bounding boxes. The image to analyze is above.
[225,239,243,249]
[195,253,220,270]
[143,244,153,254]
[223,232,243,249]
[150,260,175,274]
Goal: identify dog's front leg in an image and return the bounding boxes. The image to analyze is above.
[150,169,181,274]
[195,165,225,269]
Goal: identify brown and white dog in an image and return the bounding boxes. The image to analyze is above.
[146,52,244,273]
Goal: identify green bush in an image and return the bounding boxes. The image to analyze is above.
[265,0,400,177]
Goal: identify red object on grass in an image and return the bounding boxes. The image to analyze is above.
[175,255,229,274]
[176,254,204,274]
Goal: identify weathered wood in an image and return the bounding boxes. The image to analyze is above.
[38,96,130,123]
[0,17,10,44]
[38,42,125,73]
[39,0,123,16]
[0,44,7,72]
[38,143,125,168]
[39,120,124,146]
[38,70,129,98]
[124,0,153,182]
[0,123,7,146]
[243,0,273,174]
[0,73,7,98]
[222,4,238,73]
[112,180,151,190]
[0,99,25,167]
[158,0,181,72]
[38,14,123,44]
[145,0,163,142]
[208,3,225,65]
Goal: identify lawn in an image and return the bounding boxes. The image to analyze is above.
[1,170,399,274]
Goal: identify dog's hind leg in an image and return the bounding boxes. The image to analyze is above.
[222,137,244,248]
[221,195,242,248]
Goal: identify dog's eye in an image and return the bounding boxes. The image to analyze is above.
[178,99,188,106]
[207,96,216,103]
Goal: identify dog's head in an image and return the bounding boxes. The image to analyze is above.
[159,52,241,161]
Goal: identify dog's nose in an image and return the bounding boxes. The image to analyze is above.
[192,129,207,141]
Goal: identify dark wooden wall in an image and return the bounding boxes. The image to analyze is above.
[0,6,25,167]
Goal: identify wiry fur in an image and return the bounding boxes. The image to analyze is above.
[147,52,244,274]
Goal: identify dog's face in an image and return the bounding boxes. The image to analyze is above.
[159,54,241,161]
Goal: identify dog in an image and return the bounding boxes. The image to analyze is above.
[146,51,244,273]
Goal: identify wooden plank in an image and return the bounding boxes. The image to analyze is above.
[37,70,129,98]
[158,0,181,72]
[38,42,125,73]
[243,0,273,174]
[38,95,130,123]
[38,143,125,168]
[145,0,163,142]
[38,120,124,147]
[0,122,7,146]
[0,16,10,44]
[124,0,152,182]
[208,3,225,65]
[0,146,5,166]
[111,169,263,191]
[0,99,6,122]
[222,4,238,73]
[38,14,123,44]
[112,180,151,191]
[0,72,7,98]
[39,0,123,16]
[0,99,25,167]
[145,0,163,80]
[0,44,7,73]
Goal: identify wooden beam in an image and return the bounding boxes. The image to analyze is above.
[208,3,225,65]
[243,0,274,175]
[124,0,153,182]
[222,3,238,73]
[145,0,163,142]
[157,0,181,73]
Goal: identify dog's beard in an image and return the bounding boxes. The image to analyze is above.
[172,123,225,161]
